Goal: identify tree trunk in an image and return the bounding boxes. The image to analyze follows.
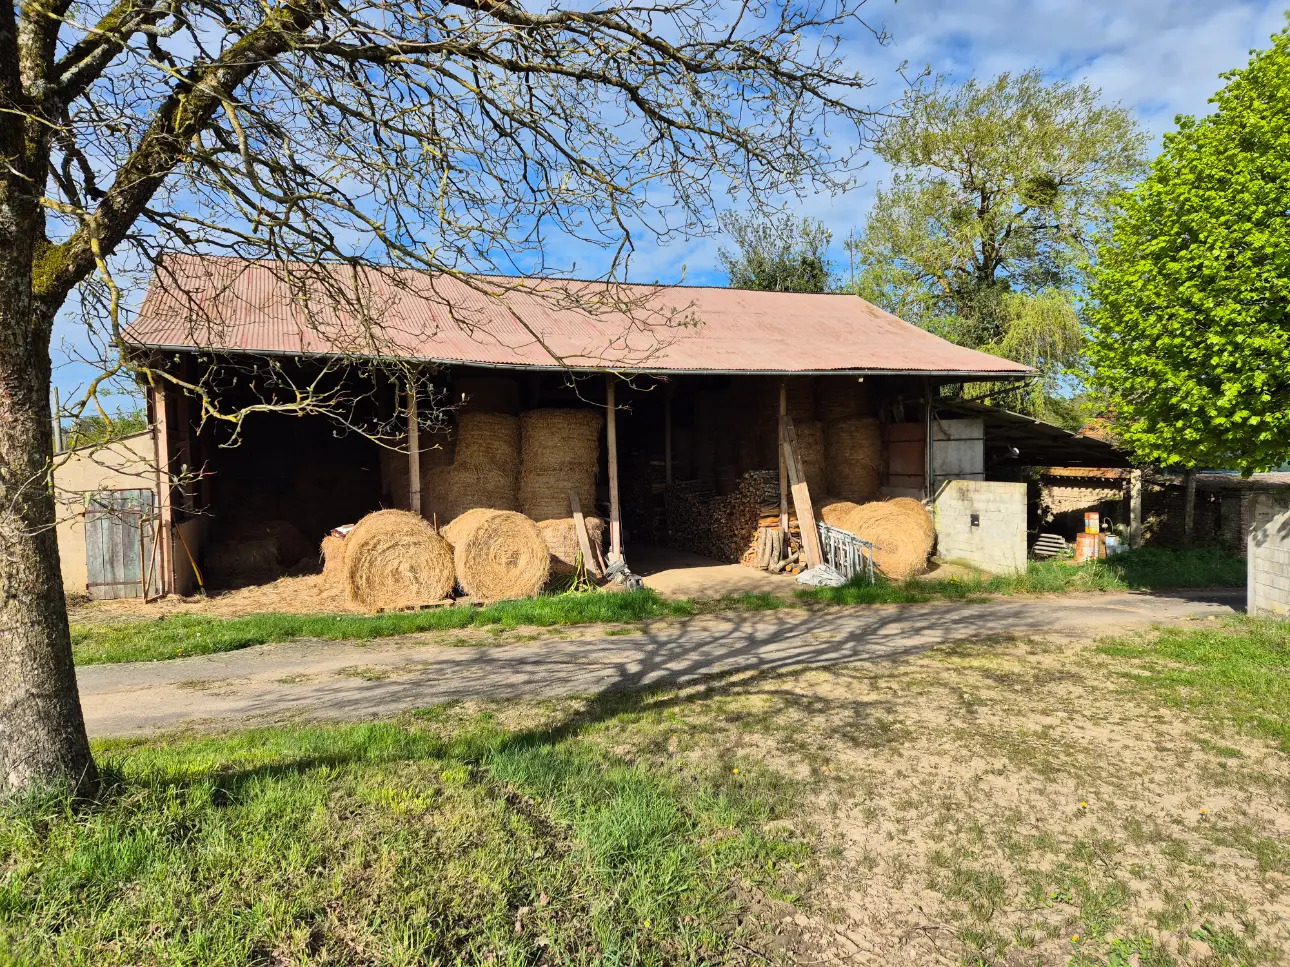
[0,281,98,798]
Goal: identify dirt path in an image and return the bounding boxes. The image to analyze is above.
[77,590,1241,737]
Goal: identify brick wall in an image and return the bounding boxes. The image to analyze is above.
[1248,492,1290,616]
[933,480,1027,574]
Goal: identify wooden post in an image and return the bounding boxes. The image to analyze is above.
[569,490,601,578]
[606,375,622,563]
[1184,468,1196,543]
[150,383,174,595]
[783,415,824,568]
[778,380,789,538]
[407,381,421,515]
[664,384,673,487]
[1129,468,1143,549]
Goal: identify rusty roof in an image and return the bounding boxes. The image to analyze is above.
[124,254,1034,378]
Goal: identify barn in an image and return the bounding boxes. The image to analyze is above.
[63,255,1039,599]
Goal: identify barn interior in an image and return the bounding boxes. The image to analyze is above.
[150,353,959,591]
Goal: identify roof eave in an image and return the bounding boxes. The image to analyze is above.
[122,339,1035,381]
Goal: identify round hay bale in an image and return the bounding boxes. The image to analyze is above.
[320,534,346,583]
[817,497,861,528]
[794,420,826,496]
[342,509,454,611]
[520,409,603,522]
[886,496,936,544]
[831,499,934,580]
[442,508,549,602]
[825,418,882,502]
[422,412,520,521]
[537,516,606,577]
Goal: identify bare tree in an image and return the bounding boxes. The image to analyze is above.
[0,0,894,796]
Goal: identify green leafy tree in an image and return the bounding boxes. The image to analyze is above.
[1088,28,1290,472]
[717,212,834,292]
[852,71,1145,413]
[65,409,148,450]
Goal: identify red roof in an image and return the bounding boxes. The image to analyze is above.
[124,255,1033,378]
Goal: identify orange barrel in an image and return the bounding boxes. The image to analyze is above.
[1074,532,1105,563]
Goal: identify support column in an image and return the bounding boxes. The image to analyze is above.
[407,381,421,515]
[150,383,174,595]
[606,375,622,563]
[778,380,788,537]
[1129,468,1143,549]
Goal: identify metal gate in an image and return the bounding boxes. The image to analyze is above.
[817,521,878,584]
[84,489,161,600]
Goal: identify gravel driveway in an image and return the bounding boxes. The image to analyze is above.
[77,590,1242,737]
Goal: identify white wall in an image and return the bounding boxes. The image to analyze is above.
[933,479,1027,575]
[1248,492,1290,616]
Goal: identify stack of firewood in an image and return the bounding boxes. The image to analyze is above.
[664,480,717,557]
[666,472,791,564]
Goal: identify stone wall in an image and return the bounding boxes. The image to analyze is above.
[933,479,1027,574]
[1248,492,1290,616]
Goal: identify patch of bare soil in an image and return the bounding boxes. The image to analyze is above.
[592,634,1290,966]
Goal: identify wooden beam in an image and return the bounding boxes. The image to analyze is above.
[569,490,602,578]
[1129,468,1143,549]
[150,384,174,596]
[407,382,421,515]
[778,380,789,538]
[606,375,622,563]
[664,384,673,487]
[782,415,823,568]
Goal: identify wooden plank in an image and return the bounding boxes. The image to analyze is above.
[568,490,602,578]
[782,416,823,568]
[606,375,622,563]
[151,384,173,595]
[407,382,421,514]
[778,380,788,538]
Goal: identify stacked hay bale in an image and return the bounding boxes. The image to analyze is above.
[442,508,550,601]
[818,498,935,580]
[538,517,607,577]
[519,408,603,521]
[380,426,455,510]
[825,418,882,502]
[424,412,520,522]
[341,509,454,610]
[784,377,816,422]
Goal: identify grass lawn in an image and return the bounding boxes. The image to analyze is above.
[69,547,1245,665]
[8,616,1288,966]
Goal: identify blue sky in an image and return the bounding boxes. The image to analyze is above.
[51,0,1289,403]
[622,0,1290,287]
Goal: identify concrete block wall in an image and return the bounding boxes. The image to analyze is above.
[1248,492,1290,616]
[933,479,1027,575]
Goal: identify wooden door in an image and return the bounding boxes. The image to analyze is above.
[84,489,160,600]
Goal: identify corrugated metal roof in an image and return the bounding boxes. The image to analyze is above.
[123,254,1035,378]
